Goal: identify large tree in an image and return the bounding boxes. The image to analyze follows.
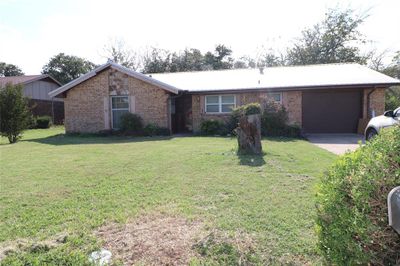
[204,44,234,70]
[286,8,367,65]
[142,47,172,74]
[0,62,24,77]
[169,48,206,72]
[42,53,96,84]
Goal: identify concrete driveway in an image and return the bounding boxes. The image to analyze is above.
[306,134,365,155]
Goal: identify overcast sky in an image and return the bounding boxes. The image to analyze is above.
[0,0,399,74]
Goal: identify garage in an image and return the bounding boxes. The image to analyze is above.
[302,89,363,133]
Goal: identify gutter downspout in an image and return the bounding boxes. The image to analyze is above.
[367,88,376,118]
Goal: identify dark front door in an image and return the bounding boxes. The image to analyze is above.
[302,89,362,133]
[172,94,192,134]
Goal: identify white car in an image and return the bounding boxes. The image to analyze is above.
[365,107,400,140]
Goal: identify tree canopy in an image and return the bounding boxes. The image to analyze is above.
[42,53,96,85]
[286,8,367,65]
[0,62,24,77]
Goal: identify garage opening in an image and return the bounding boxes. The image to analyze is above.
[302,89,362,133]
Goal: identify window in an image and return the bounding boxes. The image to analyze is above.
[268,93,282,104]
[205,95,236,113]
[111,96,129,129]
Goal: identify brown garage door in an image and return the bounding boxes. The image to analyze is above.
[302,89,362,133]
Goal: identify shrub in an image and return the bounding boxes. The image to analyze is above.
[144,123,170,136]
[155,127,171,136]
[316,125,400,265]
[144,123,158,136]
[0,83,31,143]
[35,116,52,129]
[120,113,143,134]
[228,103,261,133]
[261,100,288,136]
[200,120,226,135]
[282,124,302,138]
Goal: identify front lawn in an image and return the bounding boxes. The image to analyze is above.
[0,128,336,264]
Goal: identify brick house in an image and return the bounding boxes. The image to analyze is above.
[0,75,64,124]
[49,61,400,134]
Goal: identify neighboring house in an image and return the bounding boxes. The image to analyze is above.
[49,61,400,134]
[0,75,63,124]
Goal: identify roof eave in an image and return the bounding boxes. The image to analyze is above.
[187,82,400,94]
[49,62,181,98]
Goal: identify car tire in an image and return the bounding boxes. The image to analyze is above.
[366,128,378,141]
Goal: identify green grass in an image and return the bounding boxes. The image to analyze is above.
[0,128,336,264]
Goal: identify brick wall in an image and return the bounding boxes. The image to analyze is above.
[64,68,171,133]
[191,91,302,133]
[362,88,385,118]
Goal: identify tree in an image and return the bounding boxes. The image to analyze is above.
[42,53,96,85]
[204,44,234,70]
[170,48,206,72]
[381,51,400,110]
[142,47,172,74]
[286,8,367,65]
[102,38,140,70]
[0,83,31,143]
[0,62,24,76]
[234,56,256,69]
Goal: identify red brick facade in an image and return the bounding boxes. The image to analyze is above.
[64,69,172,133]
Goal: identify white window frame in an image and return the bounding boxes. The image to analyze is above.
[205,95,236,114]
[110,95,130,129]
[268,92,282,104]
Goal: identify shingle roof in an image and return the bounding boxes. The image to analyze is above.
[0,74,61,88]
[150,63,400,92]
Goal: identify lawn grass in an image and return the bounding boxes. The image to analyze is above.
[0,127,336,264]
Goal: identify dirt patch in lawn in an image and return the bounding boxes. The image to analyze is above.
[0,233,68,261]
[95,214,206,265]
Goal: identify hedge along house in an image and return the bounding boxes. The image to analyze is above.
[49,61,400,134]
[0,75,63,124]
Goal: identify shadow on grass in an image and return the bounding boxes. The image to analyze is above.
[237,152,266,167]
[14,133,302,147]
[22,133,175,146]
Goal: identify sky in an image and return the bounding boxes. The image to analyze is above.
[0,0,399,74]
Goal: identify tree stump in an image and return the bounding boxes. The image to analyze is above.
[235,113,262,155]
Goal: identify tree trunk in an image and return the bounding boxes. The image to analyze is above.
[235,114,262,155]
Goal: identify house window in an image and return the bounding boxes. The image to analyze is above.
[268,92,282,104]
[111,96,129,129]
[205,95,236,113]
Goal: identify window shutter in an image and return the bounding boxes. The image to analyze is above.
[104,97,110,129]
[130,95,136,113]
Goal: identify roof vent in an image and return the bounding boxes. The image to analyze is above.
[259,67,264,75]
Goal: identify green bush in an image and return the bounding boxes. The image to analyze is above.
[120,113,143,134]
[228,103,262,133]
[0,83,31,143]
[261,101,288,136]
[155,127,171,136]
[144,123,170,136]
[200,120,227,135]
[35,116,52,129]
[316,125,400,265]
